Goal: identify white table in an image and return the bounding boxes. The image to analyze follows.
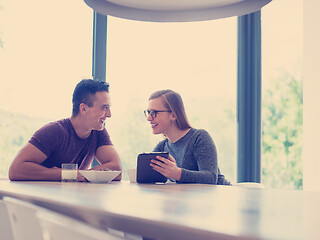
[0,180,319,240]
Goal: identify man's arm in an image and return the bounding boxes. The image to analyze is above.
[9,143,62,181]
[92,145,122,180]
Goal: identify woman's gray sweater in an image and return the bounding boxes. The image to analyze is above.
[153,128,230,185]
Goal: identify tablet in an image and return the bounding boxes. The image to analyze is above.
[136,152,168,183]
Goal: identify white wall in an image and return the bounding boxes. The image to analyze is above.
[303,0,320,191]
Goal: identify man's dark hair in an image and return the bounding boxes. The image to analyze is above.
[72,79,109,117]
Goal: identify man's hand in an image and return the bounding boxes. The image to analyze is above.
[77,171,87,182]
[95,145,122,181]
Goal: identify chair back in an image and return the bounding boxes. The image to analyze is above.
[3,196,44,240]
[36,209,124,240]
[0,199,14,240]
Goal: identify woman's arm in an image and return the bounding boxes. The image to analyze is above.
[178,130,219,184]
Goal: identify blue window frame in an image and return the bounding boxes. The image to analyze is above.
[237,11,261,183]
[92,11,262,183]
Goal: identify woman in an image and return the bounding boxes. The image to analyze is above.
[144,89,230,185]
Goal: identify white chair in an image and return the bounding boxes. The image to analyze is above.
[0,199,14,240]
[36,209,124,240]
[107,227,142,240]
[3,196,44,240]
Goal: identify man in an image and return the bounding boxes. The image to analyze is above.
[9,79,122,181]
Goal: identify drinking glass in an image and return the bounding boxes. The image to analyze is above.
[61,164,78,182]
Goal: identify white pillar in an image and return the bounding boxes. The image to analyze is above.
[303,0,320,191]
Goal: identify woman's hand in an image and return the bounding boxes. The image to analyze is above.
[150,154,182,181]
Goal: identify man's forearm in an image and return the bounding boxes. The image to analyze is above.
[9,162,62,181]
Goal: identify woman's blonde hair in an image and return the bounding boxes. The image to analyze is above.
[149,89,191,130]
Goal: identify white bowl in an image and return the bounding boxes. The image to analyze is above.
[126,168,137,183]
[79,170,121,183]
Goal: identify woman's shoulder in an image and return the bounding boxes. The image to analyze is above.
[189,128,215,144]
[189,128,216,152]
[190,128,211,138]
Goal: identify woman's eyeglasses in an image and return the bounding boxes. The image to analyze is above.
[144,109,171,119]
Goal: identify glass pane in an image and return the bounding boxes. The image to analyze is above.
[261,0,303,189]
[0,0,92,176]
[106,17,237,182]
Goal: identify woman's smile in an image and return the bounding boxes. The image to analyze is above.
[151,123,158,128]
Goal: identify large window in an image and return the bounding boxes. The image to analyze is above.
[106,17,237,182]
[261,0,303,189]
[0,0,92,176]
[0,1,237,181]
[1,0,302,189]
